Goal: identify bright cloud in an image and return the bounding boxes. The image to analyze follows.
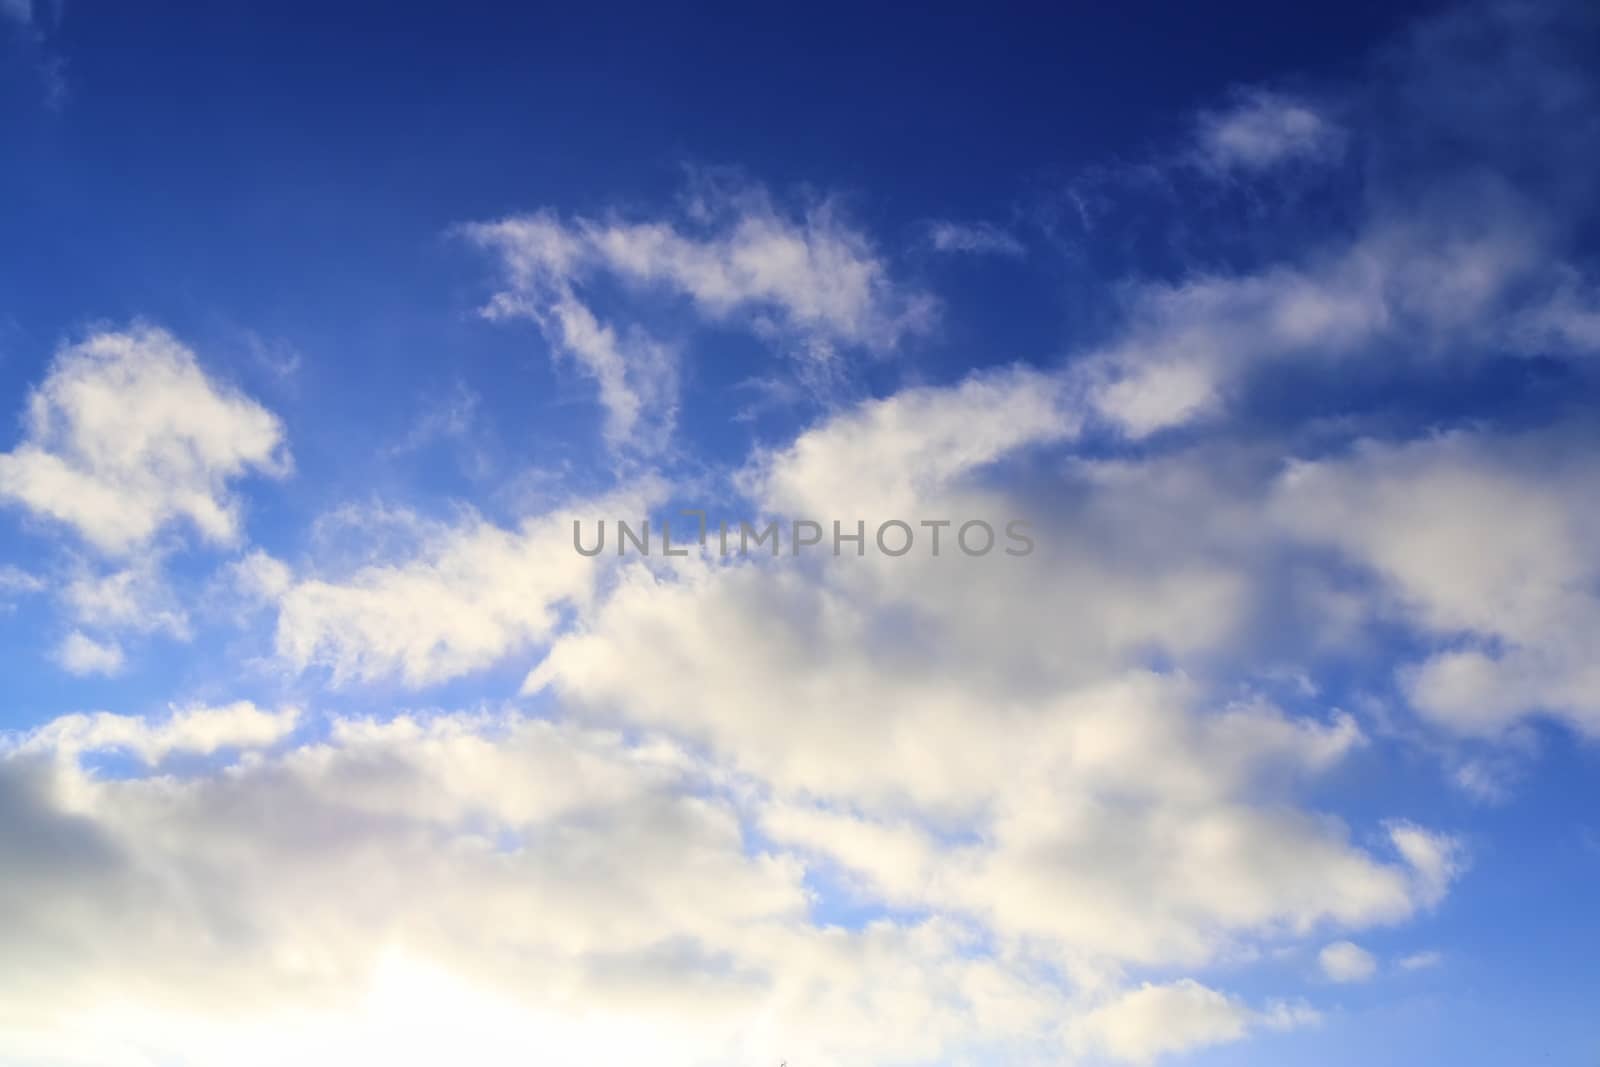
[264,482,661,687]
[1275,429,1600,736]
[52,630,124,676]
[1318,940,1378,982]
[0,326,289,555]
[0,707,1070,1067]
[1073,980,1275,1063]
[13,701,299,763]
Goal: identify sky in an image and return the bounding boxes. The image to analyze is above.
[1,1,1598,1064]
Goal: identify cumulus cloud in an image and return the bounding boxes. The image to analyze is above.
[748,362,1077,518]
[525,372,1461,974]
[0,707,1075,1067]
[52,631,124,676]
[13,702,299,764]
[1072,980,1310,1064]
[263,482,661,687]
[0,326,289,555]
[169,326,1470,1065]
[1274,429,1600,736]
[11,4,1594,1063]
[465,183,933,450]
[1318,940,1378,982]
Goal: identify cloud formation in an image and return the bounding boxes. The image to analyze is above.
[1073,979,1314,1064]
[1275,429,1600,736]
[52,630,123,676]
[0,327,289,555]
[465,183,933,450]
[1194,89,1344,173]
[259,482,661,687]
[4,2,1596,1064]
[1318,940,1378,982]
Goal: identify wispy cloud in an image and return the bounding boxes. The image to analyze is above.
[1194,88,1345,174]
[923,219,1026,257]
[464,181,934,451]
[52,630,124,676]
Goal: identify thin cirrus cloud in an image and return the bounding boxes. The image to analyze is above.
[924,219,1027,257]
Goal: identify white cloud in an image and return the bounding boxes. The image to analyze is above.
[760,803,938,904]
[0,0,30,24]
[0,252,1488,1067]
[1074,207,1553,438]
[524,374,1460,976]
[267,483,661,687]
[52,631,124,677]
[61,558,190,638]
[1068,18,1600,444]
[13,702,299,764]
[12,7,1589,1062]
[0,326,289,555]
[747,362,1077,519]
[1072,980,1309,1064]
[465,184,933,450]
[1387,821,1464,905]
[1274,429,1600,736]
[925,220,1026,257]
[1318,940,1378,983]
[0,707,1080,1067]
[0,564,45,599]
[1195,89,1344,174]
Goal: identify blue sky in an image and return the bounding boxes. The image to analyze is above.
[1,1,1598,1065]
